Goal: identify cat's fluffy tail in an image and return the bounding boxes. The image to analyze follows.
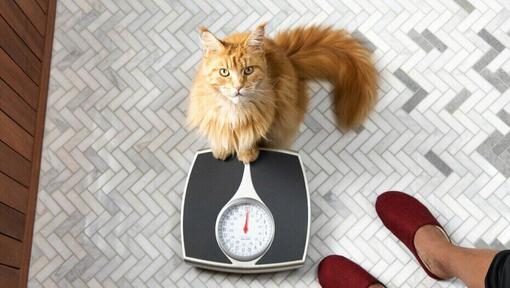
[274,26,378,129]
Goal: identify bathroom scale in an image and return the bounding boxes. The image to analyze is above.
[181,149,310,273]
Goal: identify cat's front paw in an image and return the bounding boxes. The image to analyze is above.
[237,148,259,164]
[212,148,231,161]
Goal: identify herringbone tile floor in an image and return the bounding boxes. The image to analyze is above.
[29,0,510,287]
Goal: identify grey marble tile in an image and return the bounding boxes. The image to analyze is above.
[446,88,471,113]
[425,151,453,176]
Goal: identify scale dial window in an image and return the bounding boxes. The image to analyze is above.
[216,199,275,261]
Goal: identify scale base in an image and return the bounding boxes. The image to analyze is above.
[184,257,305,274]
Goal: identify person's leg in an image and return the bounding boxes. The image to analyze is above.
[485,250,510,288]
[414,225,498,288]
[376,191,507,288]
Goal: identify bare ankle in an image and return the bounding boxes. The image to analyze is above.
[369,284,385,288]
[414,225,454,279]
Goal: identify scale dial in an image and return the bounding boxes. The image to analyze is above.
[216,198,275,261]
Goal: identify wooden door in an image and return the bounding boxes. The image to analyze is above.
[0,0,57,287]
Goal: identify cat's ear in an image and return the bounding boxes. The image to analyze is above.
[247,23,266,49]
[199,27,223,52]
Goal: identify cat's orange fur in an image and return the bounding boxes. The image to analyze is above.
[188,24,378,163]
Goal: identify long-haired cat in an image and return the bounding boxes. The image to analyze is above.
[187,24,378,163]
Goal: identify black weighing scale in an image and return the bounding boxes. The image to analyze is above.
[181,149,310,273]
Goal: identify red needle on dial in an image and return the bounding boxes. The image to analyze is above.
[243,207,249,234]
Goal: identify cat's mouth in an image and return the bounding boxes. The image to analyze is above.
[226,92,248,104]
[220,87,256,104]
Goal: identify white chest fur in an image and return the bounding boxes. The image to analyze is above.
[216,100,248,127]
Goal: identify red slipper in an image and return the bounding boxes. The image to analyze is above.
[375,191,450,280]
[318,255,381,288]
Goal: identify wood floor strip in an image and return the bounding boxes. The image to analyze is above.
[0,78,36,135]
[14,0,46,35]
[0,16,42,83]
[0,264,20,288]
[0,110,34,160]
[0,141,31,187]
[0,234,22,267]
[0,48,39,110]
[0,0,44,58]
[0,203,25,241]
[0,172,28,213]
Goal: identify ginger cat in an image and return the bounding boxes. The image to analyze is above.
[187,24,378,163]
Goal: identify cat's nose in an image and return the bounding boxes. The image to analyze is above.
[234,87,242,96]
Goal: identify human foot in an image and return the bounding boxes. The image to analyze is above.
[376,191,451,280]
[414,225,454,279]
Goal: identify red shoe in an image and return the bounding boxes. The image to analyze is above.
[376,191,450,280]
[318,255,381,288]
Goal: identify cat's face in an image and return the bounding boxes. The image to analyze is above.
[200,25,267,104]
[203,48,266,104]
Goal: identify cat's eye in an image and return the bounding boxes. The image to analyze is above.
[243,66,254,75]
[219,68,229,77]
